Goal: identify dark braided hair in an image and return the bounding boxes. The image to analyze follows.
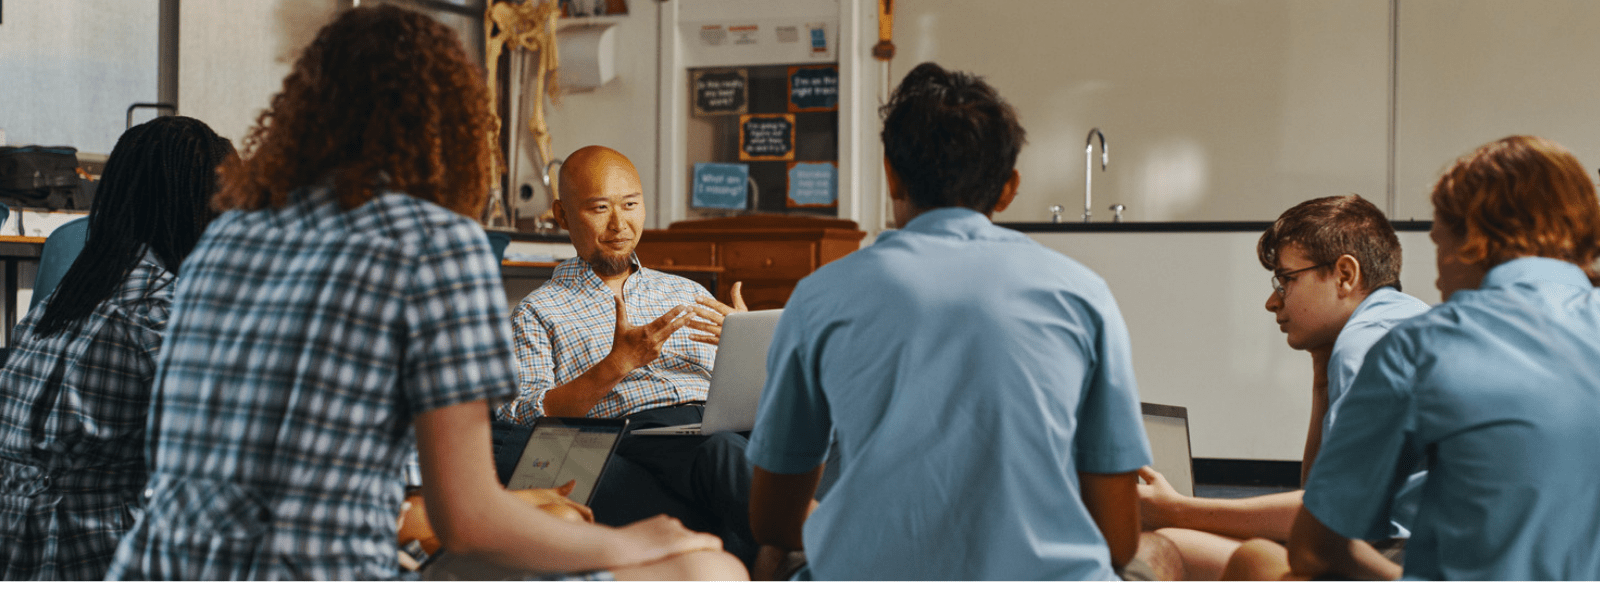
[34,116,233,338]
[880,62,1027,214]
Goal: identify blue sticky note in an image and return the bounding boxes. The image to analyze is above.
[787,162,837,207]
[692,162,749,210]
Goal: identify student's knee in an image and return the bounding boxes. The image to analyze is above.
[1126,531,1186,581]
[1221,538,1291,581]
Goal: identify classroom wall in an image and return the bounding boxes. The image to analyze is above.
[176,0,340,146]
[0,0,161,152]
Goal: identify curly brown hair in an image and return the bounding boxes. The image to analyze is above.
[215,4,499,217]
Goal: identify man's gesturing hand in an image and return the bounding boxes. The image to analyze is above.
[686,281,749,345]
[607,293,694,373]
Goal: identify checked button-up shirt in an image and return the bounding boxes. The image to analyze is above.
[496,257,715,423]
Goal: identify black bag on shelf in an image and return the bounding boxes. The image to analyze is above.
[0,145,91,210]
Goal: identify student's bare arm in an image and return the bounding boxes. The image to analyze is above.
[540,295,693,417]
[1081,470,1142,569]
[1285,506,1401,580]
[1138,466,1303,542]
[1302,348,1333,485]
[749,464,824,580]
[414,400,725,572]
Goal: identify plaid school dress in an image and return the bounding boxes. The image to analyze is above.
[0,256,173,580]
[105,188,519,580]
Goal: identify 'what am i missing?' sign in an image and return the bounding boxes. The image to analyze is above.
[692,162,750,210]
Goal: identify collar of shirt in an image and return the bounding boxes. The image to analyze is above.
[550,254,646,291]
[1479,256,1591,291]
[878,206,1021,245]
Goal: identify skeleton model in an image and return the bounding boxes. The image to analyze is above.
[484,0,562,228]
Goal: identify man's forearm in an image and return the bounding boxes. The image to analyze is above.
[1155,490,1305,543]
[540,356,631,417]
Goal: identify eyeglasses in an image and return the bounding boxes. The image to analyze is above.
[1270,262,1334,297]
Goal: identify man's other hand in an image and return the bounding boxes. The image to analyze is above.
[686,281,749,345]
[608,294,693,373]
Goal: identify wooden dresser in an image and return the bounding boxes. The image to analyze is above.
[635,215,867,310]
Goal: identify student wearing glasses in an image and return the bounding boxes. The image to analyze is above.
[1265,135,1600,580]
[1138,195,1430,580]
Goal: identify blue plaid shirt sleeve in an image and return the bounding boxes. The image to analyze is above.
[498,301,554,423]
[401,219,519,416]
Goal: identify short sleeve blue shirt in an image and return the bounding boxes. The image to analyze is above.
[745,208,1152,581]
[1304,257,1600,580]
[1324,286,1430,537]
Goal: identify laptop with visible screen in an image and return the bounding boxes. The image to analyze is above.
[631,309,784,437]
[1141,402,1195,496]
[505,417,628,505]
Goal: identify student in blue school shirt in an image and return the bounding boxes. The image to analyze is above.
[743,62,1180,581]
[1137,194,1430,580]
[1283,135,1600,580]
[104,5,744,581]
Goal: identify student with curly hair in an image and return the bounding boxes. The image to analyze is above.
[105,5,744,581]
[0,116,232,580]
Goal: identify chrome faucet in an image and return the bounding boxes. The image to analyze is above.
[1084,128,1107,223]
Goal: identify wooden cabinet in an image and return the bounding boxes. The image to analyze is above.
[635,215,866,310]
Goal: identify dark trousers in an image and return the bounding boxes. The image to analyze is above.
[490,405,758,567]
[591,404,757,567]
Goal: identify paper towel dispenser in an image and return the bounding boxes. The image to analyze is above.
[557,24,617,92]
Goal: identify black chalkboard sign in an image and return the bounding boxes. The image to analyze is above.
[787,65,839,112]
[692,69,748,116]
[739,114,795,162]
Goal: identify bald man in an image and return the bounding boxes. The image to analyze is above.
[496,146,759,565]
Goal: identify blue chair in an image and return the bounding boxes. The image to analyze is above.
[486,231,511,263]
[29,218,89,311]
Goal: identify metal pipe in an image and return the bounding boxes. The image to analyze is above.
[1084,128,1107,223]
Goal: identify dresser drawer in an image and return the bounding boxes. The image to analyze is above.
[722,241,815,279]
[736,281,797,311]
[636,241,716,267]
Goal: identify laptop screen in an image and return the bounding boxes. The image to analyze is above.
[1141,403,1195,497]
[506,417,627,504]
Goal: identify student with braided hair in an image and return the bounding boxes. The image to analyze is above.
[0,115,233,580]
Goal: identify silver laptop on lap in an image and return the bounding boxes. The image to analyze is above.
[631,309,783,436]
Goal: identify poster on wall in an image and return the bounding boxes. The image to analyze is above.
[692,162,750,210]
[739,114,795,162]
[786,161,837,208]
[787,65,838,112]
[692,69,748,116]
